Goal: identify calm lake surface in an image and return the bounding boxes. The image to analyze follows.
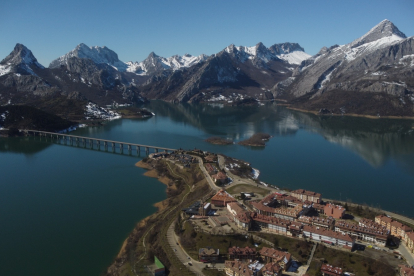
[1,101,414,275]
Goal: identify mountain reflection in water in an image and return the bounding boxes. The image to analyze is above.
[145,101,414,169]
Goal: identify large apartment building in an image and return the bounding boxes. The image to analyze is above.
[211,189,237,207]
[324,203,346,219]
[290,189,322,204]
[375,215,413,240]
[335,221,388,246]
[303,225,355,248]
[251,202,302,221]
[250,213,290,235]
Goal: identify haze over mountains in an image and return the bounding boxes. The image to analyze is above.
[0,19,413,121]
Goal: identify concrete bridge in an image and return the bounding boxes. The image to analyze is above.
[23,130,177,155]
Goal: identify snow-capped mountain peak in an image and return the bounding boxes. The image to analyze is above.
[1,43,44,68]
[126,52,208,75]
[0,43,44,76]
[224,42,310,65]
[350,19,406,48]
[49,43,127,71]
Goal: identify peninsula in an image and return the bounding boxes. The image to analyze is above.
[106,149,414,276]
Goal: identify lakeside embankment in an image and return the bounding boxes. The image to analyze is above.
[287,106,414,120]
[136,160,177,211]
[107,157,211,276]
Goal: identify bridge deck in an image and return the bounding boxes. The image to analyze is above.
[24,130,177,152]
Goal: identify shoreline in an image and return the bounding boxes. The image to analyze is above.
[135,160,174,211]
[286,106,414,120]
[111,160,177,272]
[107,154,414,275]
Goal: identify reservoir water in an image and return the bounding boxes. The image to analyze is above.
[1,101,414,275]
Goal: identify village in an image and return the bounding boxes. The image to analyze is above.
[145,149,414,276]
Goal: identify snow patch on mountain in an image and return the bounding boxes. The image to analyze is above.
[344,34,404,62]
[84,102,121,120]
[225,42,310,65]
[400,54,414,67]
[163,54,208,69]
[126,53,208,75]
[320,70,335,89]
[278,51,311,65]
[0,64,11,76]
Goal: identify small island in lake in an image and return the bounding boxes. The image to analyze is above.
[205,137,234,145]
[116,106,154,118]
[238,133,271,147]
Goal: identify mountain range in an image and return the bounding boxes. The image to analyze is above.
[0,19,413,121]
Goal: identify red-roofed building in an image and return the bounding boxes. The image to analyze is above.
[321,264,343,276]
[324,203,345,219]
[375,215,393,229]
[227,202,251,230]
[251,212,290,235]
[406,232,414,254]
[224,260,253,276]
[303,225,355,248]
[261,262,283,276]
[259,247,291,270]
[212,171,229,184]
[228,246,257,261]
[312,203,326,214]
[335,221,388,246]
[211,189,236,207]
[376,215,412,240]
[199,247,219,263]
[251,202,302,221]
[399,265,414,276]
[290,189,322,203]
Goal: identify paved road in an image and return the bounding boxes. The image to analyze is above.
[384,211,414,228]
[399,243,414,266]
[194,156,220,192]
[167,221,204,275]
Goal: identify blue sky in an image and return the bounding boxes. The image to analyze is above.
[1,0,413,66]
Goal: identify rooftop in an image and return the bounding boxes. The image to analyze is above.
[321,264,343,275]
[303,225,355,242]
[259,247,291,262]
[251,212,291,227]
[399,265,414,276]
[251,202,302,218]
[225,260,254,276]
[228,246,256,255]
[336,221,389,238]
[291,189,321,198]
[212,171,228,180]
[199,247,219,256]
[211,189,236,203]
[376,214,393,224]
[325,203,345,211]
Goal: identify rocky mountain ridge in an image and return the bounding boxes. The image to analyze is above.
[1,19,413,118]
[274,19,414,117]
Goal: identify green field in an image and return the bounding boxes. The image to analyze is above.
[225,184,270,197]
[307,244,396,276]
